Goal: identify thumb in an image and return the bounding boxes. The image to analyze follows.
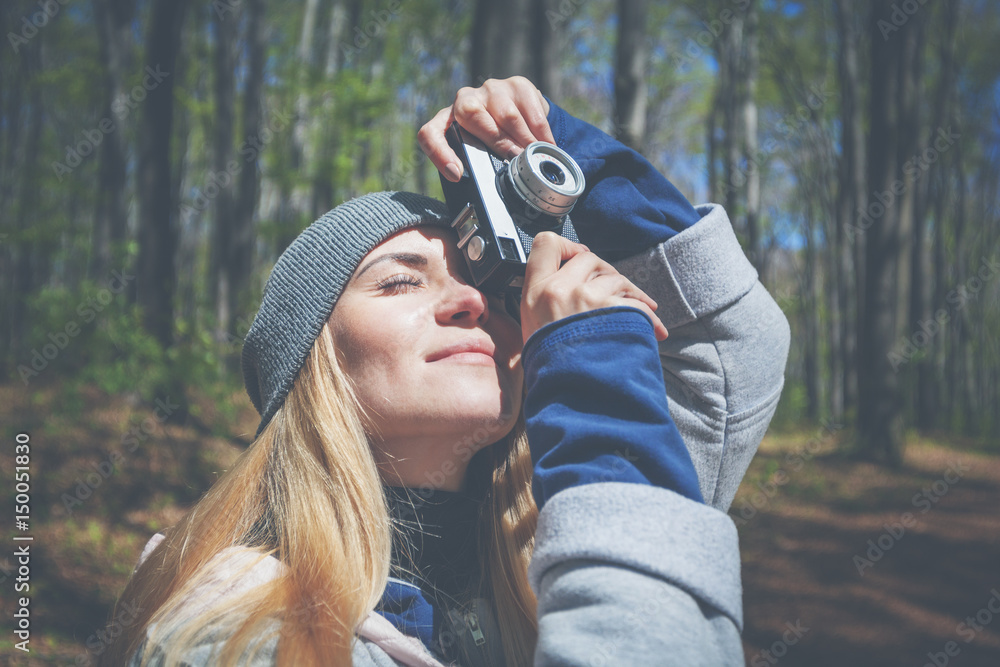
[523,232,589,288]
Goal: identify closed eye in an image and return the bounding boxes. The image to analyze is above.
[375,274,424,294]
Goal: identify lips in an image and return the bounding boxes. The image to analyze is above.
[426,337,497,363]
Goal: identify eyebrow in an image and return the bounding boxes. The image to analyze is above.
[354,252,429,281]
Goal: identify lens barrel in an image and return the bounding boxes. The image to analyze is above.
[505,142,585,217]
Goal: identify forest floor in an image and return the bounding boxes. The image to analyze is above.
[738,428,1000,667]
[1,382,999,666]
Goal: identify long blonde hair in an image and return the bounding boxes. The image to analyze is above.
[101,323,538,666]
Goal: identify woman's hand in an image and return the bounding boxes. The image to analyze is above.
[521,232,669,344]
[418,76,555,182]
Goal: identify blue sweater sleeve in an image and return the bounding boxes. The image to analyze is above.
[522,306,704,509]
[547,99,701,261]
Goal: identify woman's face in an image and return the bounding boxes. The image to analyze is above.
[328,225,523,488]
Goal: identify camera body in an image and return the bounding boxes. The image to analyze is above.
[441,122,586,297]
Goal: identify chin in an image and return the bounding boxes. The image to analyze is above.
[429,393,518,444]
[446,380,519,422]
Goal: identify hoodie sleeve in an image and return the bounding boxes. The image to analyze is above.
[523,306,703,509]
[522,307,745,666]
[549,100,791,511]
[610,204,790,511]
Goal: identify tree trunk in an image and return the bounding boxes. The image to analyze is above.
[231,0,265,329]
[803,206,820,422]
[719,16,743,222]
[531,0,562,98]
[1,14,24,368]
[136,0,189,348]
[916,0,959,430]
[931,162,948,427]
[311,0,346,217]
[824,197,843,421]
[707,92,719,204]
[857,0,905,465]
[909,152,931,425]
[171,65,193,327]
[834,0,863,419]
[470,0,532,84]
[8,39,44,369]
[92,0,134,278]
[952,138,975,433]
[614,0,648,151]
[894,9,924,382]
[210,1,237,343]
[290,0,320,217]
[743,0,760,270]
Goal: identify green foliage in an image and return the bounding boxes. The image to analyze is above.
[19,279,248,428]
[21,281,163,399]
[170,319,247,431]
[770,380,808,431]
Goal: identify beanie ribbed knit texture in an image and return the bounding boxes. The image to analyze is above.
[241,191,451,436]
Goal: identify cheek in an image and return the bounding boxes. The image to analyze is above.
[332,303,426,382]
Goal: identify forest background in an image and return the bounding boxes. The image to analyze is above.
[1,0,999,665]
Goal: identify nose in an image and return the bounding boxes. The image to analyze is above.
[437,278,489,325]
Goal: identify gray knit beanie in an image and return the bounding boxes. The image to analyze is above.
[241,191,451,436]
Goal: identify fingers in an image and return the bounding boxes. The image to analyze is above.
[627,300,670,341]
[451,87,530,160]
[523,231,590,288]
[476,78,554,152]
[555,254,668,341]
[520,233,590,342]
[417,106,463,182]
[521,233,669,342]
[417,77,557,182]
[511,80,555,145]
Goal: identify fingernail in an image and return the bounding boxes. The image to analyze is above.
[446,163,463,181]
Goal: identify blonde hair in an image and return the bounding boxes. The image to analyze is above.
[101,322,538,666]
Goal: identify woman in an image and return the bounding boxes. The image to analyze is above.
[103,77,789,666]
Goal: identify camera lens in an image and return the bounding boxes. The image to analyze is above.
[539,160,566,185]
[505,142,585,217]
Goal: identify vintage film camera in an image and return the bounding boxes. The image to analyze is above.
[441,122,586,310]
